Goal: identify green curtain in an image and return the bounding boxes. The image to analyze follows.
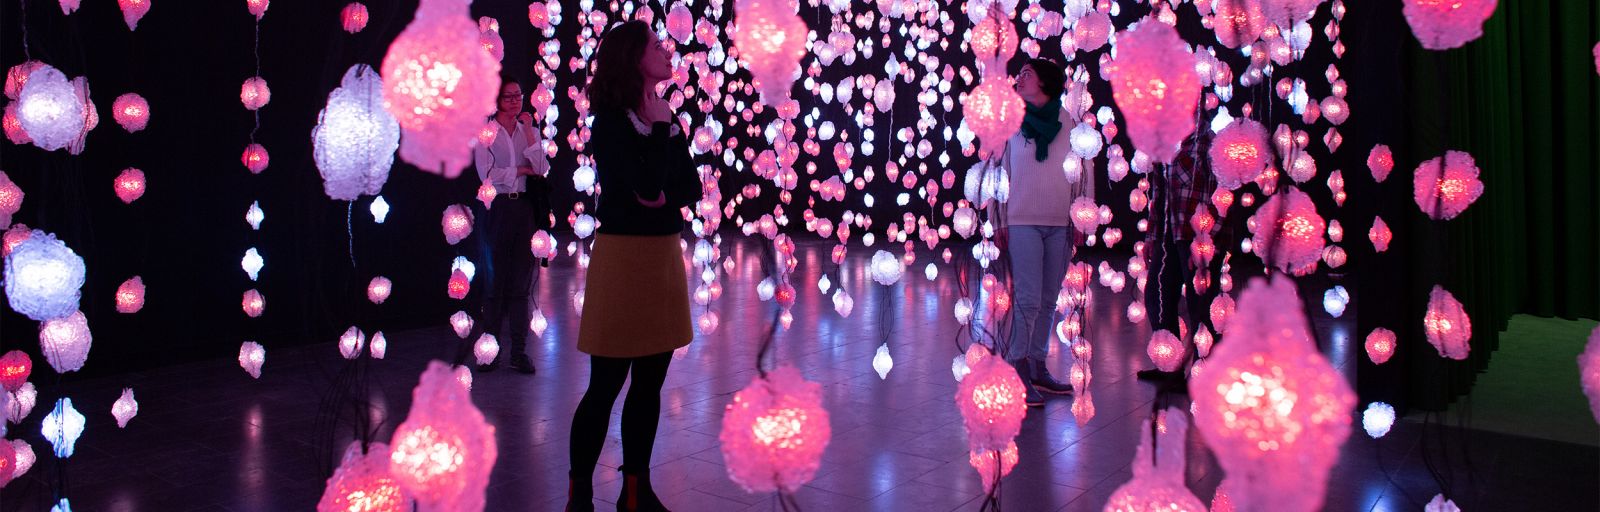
[1403,0,1599,409]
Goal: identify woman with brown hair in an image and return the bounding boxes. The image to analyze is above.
[566,20,699,512]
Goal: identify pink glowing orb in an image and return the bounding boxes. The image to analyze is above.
[970,5,1019,68]
[1368,216,1393,253]
[1188,276,1355,512]
[1147,329,1187,372]
[666,4,693,43]
[1403,0,1497,50]
[526,2,550,30]
[1210,119,1269,190]
[1073,11,1112,52]
[113,168,145,204]
[1365,328,1397,365]
[115,276,145,313]
[2,224,31,256]
[956,345,1027,452]
[118,0,150,30]
[968,441,1018,494]
[0,351,30,392]
[245,0,270,19]
[1107,21,1201,164]
[965,76,1026,158]
[719,365,831,493]
[1579,325,1600,425]
[1367,144,1394,182]
[111,93,149,132]
[111,387,137,428]
[0,439,13,488]
[388,360,497,510]
[1104,410,1206,512]
[319,442,412,512]
[1423,286,1471,360]
[368,276,393,304]
[1195,326,1215,358]
[342,3,369,33]
[1212,0,1267,48]
[450,311,474,339]
[441,204,473,245]
[1413,150,1484,220]
[1249,187,1326,274]
[241,144,270,174]
[1263,0,1326,26]
[242,289,265,318]
[382,0,501,177]
[240,77,271,110]
[1071,197,1102,234]
[0,172,24,226]
[2,104,30,145]
[733,0,808,103]
[446,269,470,300]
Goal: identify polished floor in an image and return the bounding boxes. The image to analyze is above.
[1,237,1594,511]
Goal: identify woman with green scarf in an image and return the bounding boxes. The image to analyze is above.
[993,58,1094,408]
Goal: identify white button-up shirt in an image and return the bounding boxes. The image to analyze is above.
[472,119,550,194]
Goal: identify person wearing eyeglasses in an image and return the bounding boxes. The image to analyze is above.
[464,72,551,375]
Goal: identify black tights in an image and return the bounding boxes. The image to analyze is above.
[569,351,673,482]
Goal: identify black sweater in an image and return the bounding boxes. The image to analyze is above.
[589,107,702,236]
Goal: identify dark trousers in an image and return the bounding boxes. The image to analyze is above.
[569,352,674,478]
[1145,235,1198,334]
[465,193,538,360]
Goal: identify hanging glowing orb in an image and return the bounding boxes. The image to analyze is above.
[41,398,85,458]
[964,76,1026,158]
[371,332,388,359]
[388,360,497,511]
[1209,119,1269,190]
[242,247,264,281]
[1106,21,1201,163]
[1248,187,1325,274]
[969,441,1019,494]
[16,65,84,152]
[342,3,369,33]
[1423,286,1471,360]
[111,93,150,132]
[1413,150,1484,220]
[1146,329,1186,372]
[1365,328,1397,365]
[242,289,266,318]
[869,250,904,286]
[1103,410,1207,512]
[731,0,808,104]
[241,143,270,174]
[240,77,271,110]
[719,365,832,493]
[5,230,86,322]
[955,345,1027,453]
[1188,276,1355,512]
[381,0,501,176]
[239,341,265,378]
[1368,216,1392,253]
[368,276,393,304]
[246,201,265,230]
[338,326,367,360]
[315,65,400,201]
[0,351,31,392]
[111,388,138,428]
[115,276,145,313]
[319,442,413,512]
[450,311,474,339]
[1212,0,1267,49]
[1402,0,1497,50]
[1362,402,1395,439]
[441,204,473,245]
[112,168,146,204]
[872,343,893,379]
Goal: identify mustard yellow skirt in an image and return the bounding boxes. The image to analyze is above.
[576,233,694,358]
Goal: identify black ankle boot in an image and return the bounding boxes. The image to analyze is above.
[617,470,670,512]
[566,472,594,512]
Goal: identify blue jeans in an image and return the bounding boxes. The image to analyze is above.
[1007,225,1071,363]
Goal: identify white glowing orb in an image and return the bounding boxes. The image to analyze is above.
[246,201,265,230]
[371,196,391,223]
[41,398,85,458]
[315,65,400,201]
[17,65,84,151]
[869,250,904,286]
[450,256,476,281]
[1322,288,1347,318]
[5,230,86,321]
[473,334,499,365]
[1363,402,1395,439]
[239,342,265,379]
[450,311,474,339]
[872,343,893,379]
[112,388,137,428]
[242,247,264,281]
[370,332,388,359]
[339,326,366,360]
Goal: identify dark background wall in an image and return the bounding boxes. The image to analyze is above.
[0,0,1381,380]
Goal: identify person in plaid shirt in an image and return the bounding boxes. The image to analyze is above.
[1138,131,1216,383]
